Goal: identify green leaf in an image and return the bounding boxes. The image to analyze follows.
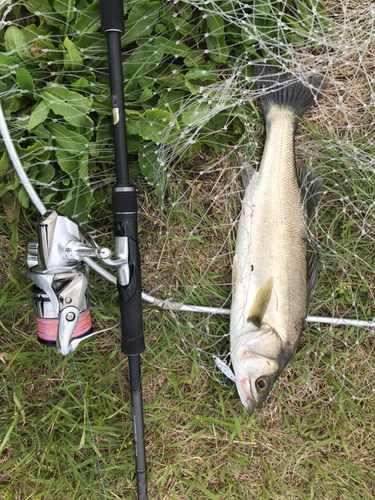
[54,0,75,21]
[17,186,30,209]
[0,54,20,77]
[74,2,101,34]
[40,84,93,128]
[4,26,31,61]
[58,182,94,226]
[138,143,165,203]
[179,3,193,20]
[206,14,225,37]
[181,102,210,126]
[152,37,190,58]
[123,44,163,82]
[206,35,229,63]
[36,162,56,185]
[122,2,160,47]
[63,37,83,70]
[138,87,154,102]
[172,18,199,41]
[157,89,184,115]
[127,108,179,143]
[184,51,207,68]
[185,69,217,94]
[0,151,10,174]
[16,68,34,92]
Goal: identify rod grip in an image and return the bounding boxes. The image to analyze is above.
[118,276,145,355]
[100,0,125,33]
[137,472,148,500]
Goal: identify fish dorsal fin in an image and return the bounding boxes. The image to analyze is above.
[247,277,274,328]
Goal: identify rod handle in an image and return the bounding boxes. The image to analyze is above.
[137,472,148,500]
[118,271,145,355]
[100,0,124,33]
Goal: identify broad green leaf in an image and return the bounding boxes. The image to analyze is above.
[63,37,83,70]
[181,102,210,126]
[58,182,94,226]
[207,35,229,63]
[47,123,87,182]
[4,26,31,61]
[40,84,93,128]
[206,15,225,37]
[17,185,31,209]
[153,37,190,58]
[137,108,179,142]
[123,44,163,82]
[21,24,48,45]
[16,68,34,92]
[138,143,165,203]
[254,0,271,15]
[0,54,21,76]
[23,0,54,16]
[157,90,184,115]
[172,18,198,41]
[55,150,81,183]
[0,152,10,174]
[15,140,49,162]
[54,0,75,21]
[27,101,49,132]
[47,122,87,152]
[185,69,217,94]
[155,23,166,34]
[74,2,101,33]
[72,77,89,90]
[179,3,193,20]
[36,162,56,185]
[122,2,160,47]
[184,51,206,68]
[138,87,153,102]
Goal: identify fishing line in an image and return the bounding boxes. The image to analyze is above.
[70,345,108,500]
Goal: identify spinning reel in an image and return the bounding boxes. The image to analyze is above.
[26,210,130,355]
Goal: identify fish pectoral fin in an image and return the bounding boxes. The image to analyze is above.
[247,277,274,328]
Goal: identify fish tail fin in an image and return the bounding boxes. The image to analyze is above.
[254,65,327,124]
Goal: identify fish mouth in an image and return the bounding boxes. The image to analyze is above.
[239,377,257,415]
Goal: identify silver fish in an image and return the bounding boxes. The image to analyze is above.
[230,66,326,414]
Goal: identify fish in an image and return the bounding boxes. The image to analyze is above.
[230,65,326,414]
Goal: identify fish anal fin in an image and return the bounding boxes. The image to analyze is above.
[295,164,323,226]
[247,277,274,327]
[307,247,320,308]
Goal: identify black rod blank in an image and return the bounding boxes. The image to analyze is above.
[100,1,148,498]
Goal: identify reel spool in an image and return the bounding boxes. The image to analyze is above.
[32,285,93,347]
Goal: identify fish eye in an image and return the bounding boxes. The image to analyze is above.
[255,376,269,392]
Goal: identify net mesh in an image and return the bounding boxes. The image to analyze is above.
[0,0,374,402]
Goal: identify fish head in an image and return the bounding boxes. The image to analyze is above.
[231,323,286,414]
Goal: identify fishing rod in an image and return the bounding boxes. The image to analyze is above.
[99,1,148,498]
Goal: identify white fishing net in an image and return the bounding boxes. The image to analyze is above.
[0,0,374,403]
